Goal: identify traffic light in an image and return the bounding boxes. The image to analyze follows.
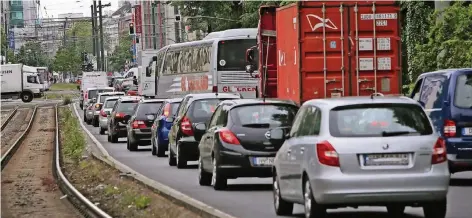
[129,22,135,35]
[175,15,181,21]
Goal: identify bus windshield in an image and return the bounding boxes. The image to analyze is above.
[217,39,256,71]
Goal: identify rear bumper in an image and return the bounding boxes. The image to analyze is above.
[99,117,108,129]
[310,163,450,205]
[111,124,127,137]
[130,129,152,145]
[217,149,275,178]
[177,139,199,161]
[446,138,472,172]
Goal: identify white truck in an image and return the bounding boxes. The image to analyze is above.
[1,64,43,102]
[79,71,109,109]
[137,49,158,97]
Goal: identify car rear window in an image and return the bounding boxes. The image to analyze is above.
[188,98,231,122]
[329,103,433,137]
[104,99,118,108]
[232,104,298,128]
[454,73,472,108]
[117,101,139,114]
[135,102,163,119]
[100,94,123,103]
[170,103,180,116]
[88,90,98,99]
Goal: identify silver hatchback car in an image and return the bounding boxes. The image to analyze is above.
[270,95,449,218]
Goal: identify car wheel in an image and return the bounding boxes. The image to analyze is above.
[423,199,447,218]
[129,138,138,151]
[151,138,157,155]
[386,205,405,217]
[110,133,118,143]
[273,174,293,215]
[176,143,187,169]
[168,146,176,166]
[211,157,227,190]
[198,157,211,186]
[83,113,87,122]
[99,128,105,135]
[86,117,92,125]
[304,179,326,218]
[107,133,111,142]
[126,138,130,150]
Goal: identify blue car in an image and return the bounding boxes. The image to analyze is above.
[410,68,472,173]
[151,98,183,157]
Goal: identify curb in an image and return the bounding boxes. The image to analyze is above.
[71,103,238,218]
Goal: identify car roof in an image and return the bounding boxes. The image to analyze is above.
[418,68,472,78]
[185,93,241,101]
[104,96,122,101]
[99,92,125,96]
[220,98,298,109]
[141,99,166,103]
[303,95,419,109]
[118,96,142,102]
[87,87,114,91]
[166,97,183,103]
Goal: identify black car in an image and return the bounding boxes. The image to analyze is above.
[193,99,299,190]
[126,99,166,151]
[151,98,183,157]
[167,93,242,168]
[107,96,142,143]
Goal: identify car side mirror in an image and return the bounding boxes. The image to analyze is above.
[193,123,206,142]
[165,117,174,123]
[269,128,289,143]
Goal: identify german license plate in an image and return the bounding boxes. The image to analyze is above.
[462,127,472,136]
[364,153,409,166]
[252,157,274,166]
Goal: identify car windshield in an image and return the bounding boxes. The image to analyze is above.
[117,101,139,114]
[100,94,123,103]
[232,104,298,128]
[329,103,433,137]
[454,73,472,108]
[135,102,163,120]
[104,99,118,108]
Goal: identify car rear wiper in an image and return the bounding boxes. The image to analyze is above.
[242,123,270,128]
[381,131,420,137]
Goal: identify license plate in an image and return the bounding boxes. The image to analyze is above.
[462,127,472,136]
[364,153,409,166]
[252,157,274,166]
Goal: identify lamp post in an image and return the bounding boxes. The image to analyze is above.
[151,1,157,50]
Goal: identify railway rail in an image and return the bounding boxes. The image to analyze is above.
[1,107,19,131]
[1,104,111,218]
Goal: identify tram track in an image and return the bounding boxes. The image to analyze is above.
[1,104,109,218]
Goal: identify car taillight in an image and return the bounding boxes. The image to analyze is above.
[432,137,447,164]
[115,112,125,118]
[95,104,101,109]
[163,104,171,117]
[444,119,456,137]
[84,92,88,99]
[132,120,146,129]
[316,141,340,167]
[180,116,193,136]
[100,110,107,117]
[218,128,240,145]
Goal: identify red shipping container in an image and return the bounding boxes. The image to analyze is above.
[272,1,401,104]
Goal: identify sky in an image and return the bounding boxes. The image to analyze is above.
[38,0,120,18]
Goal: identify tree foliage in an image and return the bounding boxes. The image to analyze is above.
[107,34,133,72]
[409,2,472,80]
[15,42,50,66]
[53,45,81,74]
[170,1,295,34]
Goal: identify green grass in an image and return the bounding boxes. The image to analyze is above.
[60,107,86,162]
[50,83,80,91]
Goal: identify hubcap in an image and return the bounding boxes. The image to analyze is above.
[304,181,311,218]
[211,158,216,186]
[273,180,280,210]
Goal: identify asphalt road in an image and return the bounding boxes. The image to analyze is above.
[76,105,471,218]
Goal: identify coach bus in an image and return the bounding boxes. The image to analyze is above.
[148,28,259,99]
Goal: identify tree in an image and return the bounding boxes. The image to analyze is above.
[411,2,472,78]
[53,45,81,74]
[107,34,133,72]
[14,42,50,66]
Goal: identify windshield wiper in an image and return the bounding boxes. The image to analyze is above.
[381,131,420,137]
[242,123,270,128]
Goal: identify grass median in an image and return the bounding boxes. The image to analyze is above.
[50,83,79,91]
[59,107,202,218]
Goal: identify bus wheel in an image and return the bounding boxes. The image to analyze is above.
[21,92,33,103]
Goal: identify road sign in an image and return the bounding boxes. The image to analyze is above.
[134,5,142,34]
[8,30,14,49]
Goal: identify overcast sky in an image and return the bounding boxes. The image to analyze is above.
[39,0,120,18]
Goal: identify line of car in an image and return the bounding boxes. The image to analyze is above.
[78,69,471,218]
